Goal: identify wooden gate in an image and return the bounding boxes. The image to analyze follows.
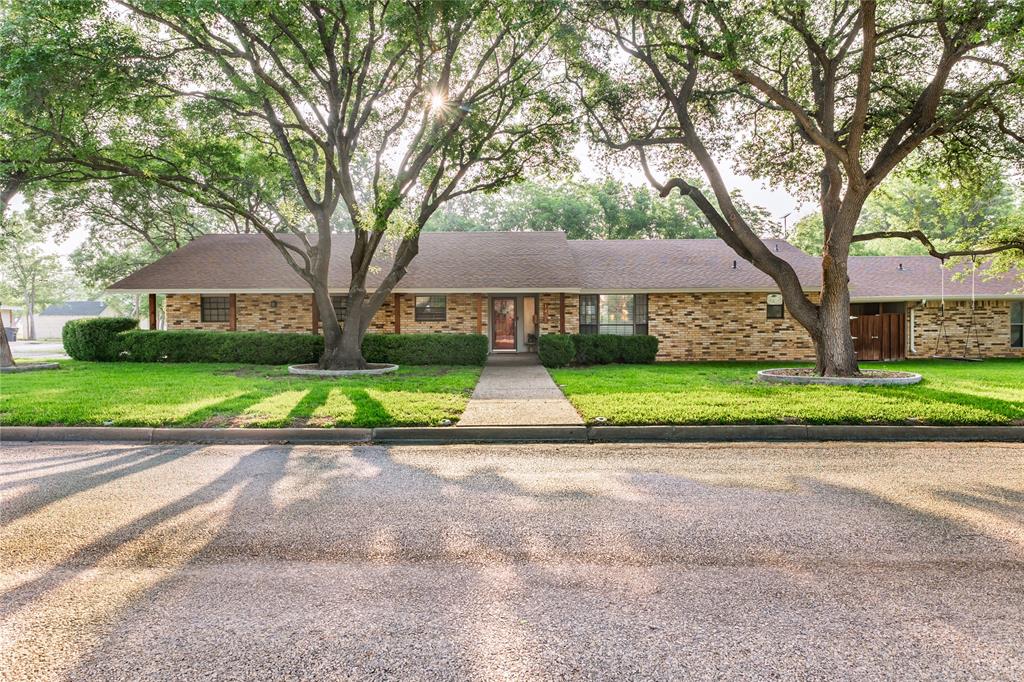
[851,313,906,361]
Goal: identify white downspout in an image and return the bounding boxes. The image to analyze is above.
[909,303,918,354]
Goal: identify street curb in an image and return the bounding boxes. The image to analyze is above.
[373,426,588,444]
[2,424,1021,445]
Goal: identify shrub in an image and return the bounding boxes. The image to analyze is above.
[118,329,323,365]
[115,330,488,366]
[618,335,659,364]
[539,333,660,367]
[572,334,621,365]
[362,333,487,366]
[63,317,138,361]
[538,334,575,367]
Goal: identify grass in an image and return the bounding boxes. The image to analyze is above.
[0,361,481,428]
[549,359,1024,426]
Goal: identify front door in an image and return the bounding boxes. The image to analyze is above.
[492,297,517,350]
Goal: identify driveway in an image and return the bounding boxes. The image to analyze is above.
[8,341,68,360]
[2,441,1023,680]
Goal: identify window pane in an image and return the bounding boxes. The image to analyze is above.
[330,294,347,322]
[579,295,598,327]
[634,294,647,324]
[598,324,634,336]
[1012,324,1023,349]
[415,295,446,322]
[200,295,229,322]
[599,294,634,324]
[1012,302,1023,324]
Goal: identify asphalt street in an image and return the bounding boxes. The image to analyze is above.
[1,440,1022,680]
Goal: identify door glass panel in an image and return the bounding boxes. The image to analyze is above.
[523,297,537,339]
[492,298,516,350]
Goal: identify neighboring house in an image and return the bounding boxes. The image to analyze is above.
[1,305,25,341]
[34,301,116,340]
[108,232,1024,361]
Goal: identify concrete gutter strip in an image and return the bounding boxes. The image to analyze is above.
[1,424,1021,445]
[372,426,588,444]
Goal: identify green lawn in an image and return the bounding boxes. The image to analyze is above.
[549,360,1024,426]
[0,361,481,428]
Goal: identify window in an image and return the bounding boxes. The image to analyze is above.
[415,295,446,322]
[1012,302,1023,348]
[766,294,784,319]
[579,294,648,335]
[200,295,229,323]
[330,294,347,323]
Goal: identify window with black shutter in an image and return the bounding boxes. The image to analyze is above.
[579,294,598,335]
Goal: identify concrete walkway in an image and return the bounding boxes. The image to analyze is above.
[457,353,583,426]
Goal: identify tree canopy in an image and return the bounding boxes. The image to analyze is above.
[571,0,1024,375]
[425,177,774,239]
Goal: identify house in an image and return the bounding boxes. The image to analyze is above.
[34,301,116,340]
[1,304,24,341]
[108,232,1024,362]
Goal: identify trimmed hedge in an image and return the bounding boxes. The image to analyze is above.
[538,334,575,368]
[63,317,138,361]
[118,330,323,365]
[538,333,659,367]
[362,333,488,366]
[110,329,487,366]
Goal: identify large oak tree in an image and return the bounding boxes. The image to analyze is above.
[573,0,1024,376]
[30,0,574,369]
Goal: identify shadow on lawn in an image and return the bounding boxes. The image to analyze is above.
[868,384,1024,422]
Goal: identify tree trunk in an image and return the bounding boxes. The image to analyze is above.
[24,289,34,341]
[313,286,370,370]
[0,324,14,368]
[813,208,861,377]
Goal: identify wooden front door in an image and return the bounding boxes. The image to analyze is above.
[492,297,517,350]
[851,313,906,361]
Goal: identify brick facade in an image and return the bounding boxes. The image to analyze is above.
[166,294,232,331]
[164,291,1024,362]
[236,294,313,333]
[907,299,1024,359]
[537,293,577,335]
[648,292,817,362]
[395,293,485,334]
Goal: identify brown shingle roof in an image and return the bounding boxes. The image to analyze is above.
[109,231,581,293]
[848,256,1022,300]
[568,238,821,291]
[108,231,1023,299]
